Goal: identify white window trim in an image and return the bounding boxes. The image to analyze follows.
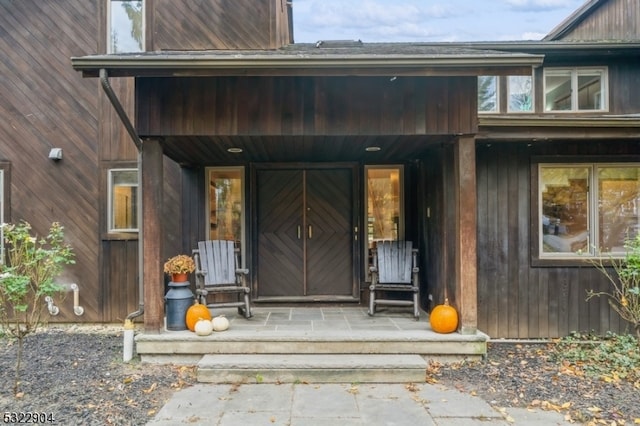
[538,162,639,259]
[543,67,609,113]
[108,168,139,233]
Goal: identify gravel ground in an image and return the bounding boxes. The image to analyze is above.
[1,327,638,425]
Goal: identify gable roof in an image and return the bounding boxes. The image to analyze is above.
[543,0,606,41]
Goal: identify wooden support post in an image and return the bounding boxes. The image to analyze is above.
[142,139,164,332]
[454,135,478,334]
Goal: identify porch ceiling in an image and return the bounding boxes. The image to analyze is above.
[157,134,452,165]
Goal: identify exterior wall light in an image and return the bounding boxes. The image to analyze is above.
[48,148,63,160]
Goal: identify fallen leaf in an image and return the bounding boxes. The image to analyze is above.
[143,382,157,394]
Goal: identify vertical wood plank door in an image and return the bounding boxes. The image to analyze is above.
[256,167,356,300]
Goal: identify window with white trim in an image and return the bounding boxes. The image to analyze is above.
[544,68,607,112]
[478,74,533,113]
[539,163,640,258]
[478,76,498,113]
[108,169,138,232]
[108,0,144,53]
[507,75,533,113]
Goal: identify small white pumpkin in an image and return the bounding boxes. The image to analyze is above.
[211,315,230,332]
[194,318,214,336]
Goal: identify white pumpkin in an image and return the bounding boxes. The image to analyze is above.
[194,318,214,336]
[211,315,230,332]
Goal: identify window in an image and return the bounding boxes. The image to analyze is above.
[478,74,533,113]
[108,0,144,53]
[208,167,244,258]
[539,163,640,258]
[544,68,607,112]
[478,76,498,113]
[365,165,404,278]
[366,166,404,246]
[108,169,138,232]
[507,75,533,112]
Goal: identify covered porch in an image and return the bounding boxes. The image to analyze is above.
[71,43,545,346]
[136,306,488,383]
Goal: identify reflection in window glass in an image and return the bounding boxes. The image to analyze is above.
[545,70,572,111]
[209,168,243,243]
[109,0,144,53]
[366,167,403,247]
[578,72,602,110]
[540,167,589,254]
[508,75,533,112]
[598,167,640,252]
[109,169,138,231]
[478,76,498,112]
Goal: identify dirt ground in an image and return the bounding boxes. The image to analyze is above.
[1,328,638,425]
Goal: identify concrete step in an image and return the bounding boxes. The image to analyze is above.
[197,354,428,384]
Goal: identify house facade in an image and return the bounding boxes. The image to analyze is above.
[1,0,638,338]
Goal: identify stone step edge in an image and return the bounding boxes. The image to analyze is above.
[197,353,428,369]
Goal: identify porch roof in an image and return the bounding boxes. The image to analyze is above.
[71,42,544,78]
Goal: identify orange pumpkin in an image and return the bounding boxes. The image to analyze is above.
[429,298,458,334]
[185,302,212,332]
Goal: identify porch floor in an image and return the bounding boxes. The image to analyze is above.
[136,306,488,382]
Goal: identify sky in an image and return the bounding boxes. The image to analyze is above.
[292,0,588,43]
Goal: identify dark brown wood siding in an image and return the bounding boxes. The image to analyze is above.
[136,76,478,136]
[558,0,640,41]
[0,0,101,321]
[474,140,638,338]
[149,0,291,50]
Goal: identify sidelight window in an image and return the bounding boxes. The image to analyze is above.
[366,166,404,246]
[539,163,640,258]
[207,167,244,250]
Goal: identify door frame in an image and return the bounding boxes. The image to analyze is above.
[250,162,362,302]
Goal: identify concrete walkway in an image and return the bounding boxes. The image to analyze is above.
[147,382,572,425]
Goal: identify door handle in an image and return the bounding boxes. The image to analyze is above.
[308,225,313,239]
[297,225,301,239]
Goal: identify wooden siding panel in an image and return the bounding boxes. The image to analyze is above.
[152,0,288,50]
[475,140,638,338]
[0,0,102,322]
[559,0,640,41]
[137,76,477,137]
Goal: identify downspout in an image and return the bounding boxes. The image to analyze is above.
[99,68,145,321]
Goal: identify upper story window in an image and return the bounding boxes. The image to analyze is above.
[507,75,533,113]
[544,68,607,112]
[108,169,138,232]
[108,0,144,53]
[478,76,498,113]
[538,163,639,259]
[478,74,533,114]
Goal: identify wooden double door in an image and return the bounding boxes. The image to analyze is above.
[255,165,358,301]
